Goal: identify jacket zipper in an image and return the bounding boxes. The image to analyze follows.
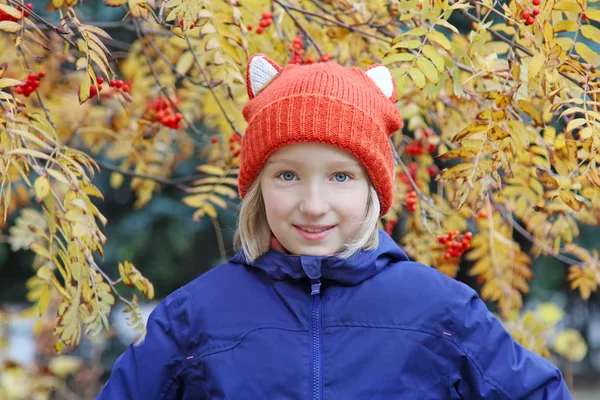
[310,279,323,400]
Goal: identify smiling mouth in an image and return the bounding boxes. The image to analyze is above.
[294,225,335,233]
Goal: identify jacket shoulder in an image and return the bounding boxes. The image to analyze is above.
[327,260,473,338]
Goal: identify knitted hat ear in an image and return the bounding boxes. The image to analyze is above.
[365,64,396,101]
[246,54,282,100]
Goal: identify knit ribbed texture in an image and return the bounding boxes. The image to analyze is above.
[239,58,404,216]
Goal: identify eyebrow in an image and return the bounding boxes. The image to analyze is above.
[266,159,361,169]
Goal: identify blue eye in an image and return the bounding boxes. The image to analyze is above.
[333,173,350,183]
[279,172,296,181]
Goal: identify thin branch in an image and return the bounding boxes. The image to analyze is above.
[7,0,76,47]
[92,158,192,192]
[276,0,389,43]
[211,216,227,263]
[182,33,242,136]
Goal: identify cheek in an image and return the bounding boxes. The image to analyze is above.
[335,189,370,220]
[262,190,294,221]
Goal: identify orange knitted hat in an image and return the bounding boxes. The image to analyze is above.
[239,54,404,216]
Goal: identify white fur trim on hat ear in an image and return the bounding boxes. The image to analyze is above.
[246,54,282,99]
[365,65,395,100]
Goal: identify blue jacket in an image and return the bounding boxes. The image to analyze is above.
[97,229,571,399]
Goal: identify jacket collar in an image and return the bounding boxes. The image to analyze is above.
[229,228,409,285]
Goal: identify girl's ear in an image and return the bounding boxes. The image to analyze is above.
[246,54,283,100]
[364,64,396,101]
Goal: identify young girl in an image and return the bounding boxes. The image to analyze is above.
[97,54,571,399]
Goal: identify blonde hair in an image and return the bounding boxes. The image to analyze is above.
[234,176,380,263]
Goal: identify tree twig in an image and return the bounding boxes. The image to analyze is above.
[182,33,242,136]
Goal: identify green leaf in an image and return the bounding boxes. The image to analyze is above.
[416,57,439,84]
[383,53,416,65]
[422,45,445,72]
[391,39,422,50]
[408,68,426,88]
[428,31,451,50]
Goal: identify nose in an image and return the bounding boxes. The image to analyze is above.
[299,183,330,216]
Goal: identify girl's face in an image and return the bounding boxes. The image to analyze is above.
[260,142,370,256]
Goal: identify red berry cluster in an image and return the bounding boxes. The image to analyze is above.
[521,0,541,26]
[179,18,195,30]
[248,11,273,34]
[384,217,398,235]
[14,71,45,97]
[405,139,437,156]
[405,128,437,156]
[108,78,131,93]
[87,77,106,99]
[146,97,183,129]
[229,133,241,157]
[406,191,417,213]
[288,35,331,64]
[437,231,473,260]
[0,3,32,22]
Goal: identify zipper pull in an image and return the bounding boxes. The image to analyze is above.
[311,279,321,295]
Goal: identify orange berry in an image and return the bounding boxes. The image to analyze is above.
[256,27,264,34]
[478,210,487,218]
[262,11,273,19]
[464,232,473,240]
[247,24,253,30]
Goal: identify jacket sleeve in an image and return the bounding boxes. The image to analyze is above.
[96,290,187,400]
[451,285,572,399]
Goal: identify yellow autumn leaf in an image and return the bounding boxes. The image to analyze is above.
[34,175,51,202]
[575,42,600,65]
[554,329,588,362]
[536,303,564,326]
[38,284,49,316]
[79,75,91,104]
[581,25,600,44]
[0,21,22,33]
[48,355,83,377]
[553,0,582,12]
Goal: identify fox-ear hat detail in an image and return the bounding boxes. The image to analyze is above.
[239,54,404,216]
